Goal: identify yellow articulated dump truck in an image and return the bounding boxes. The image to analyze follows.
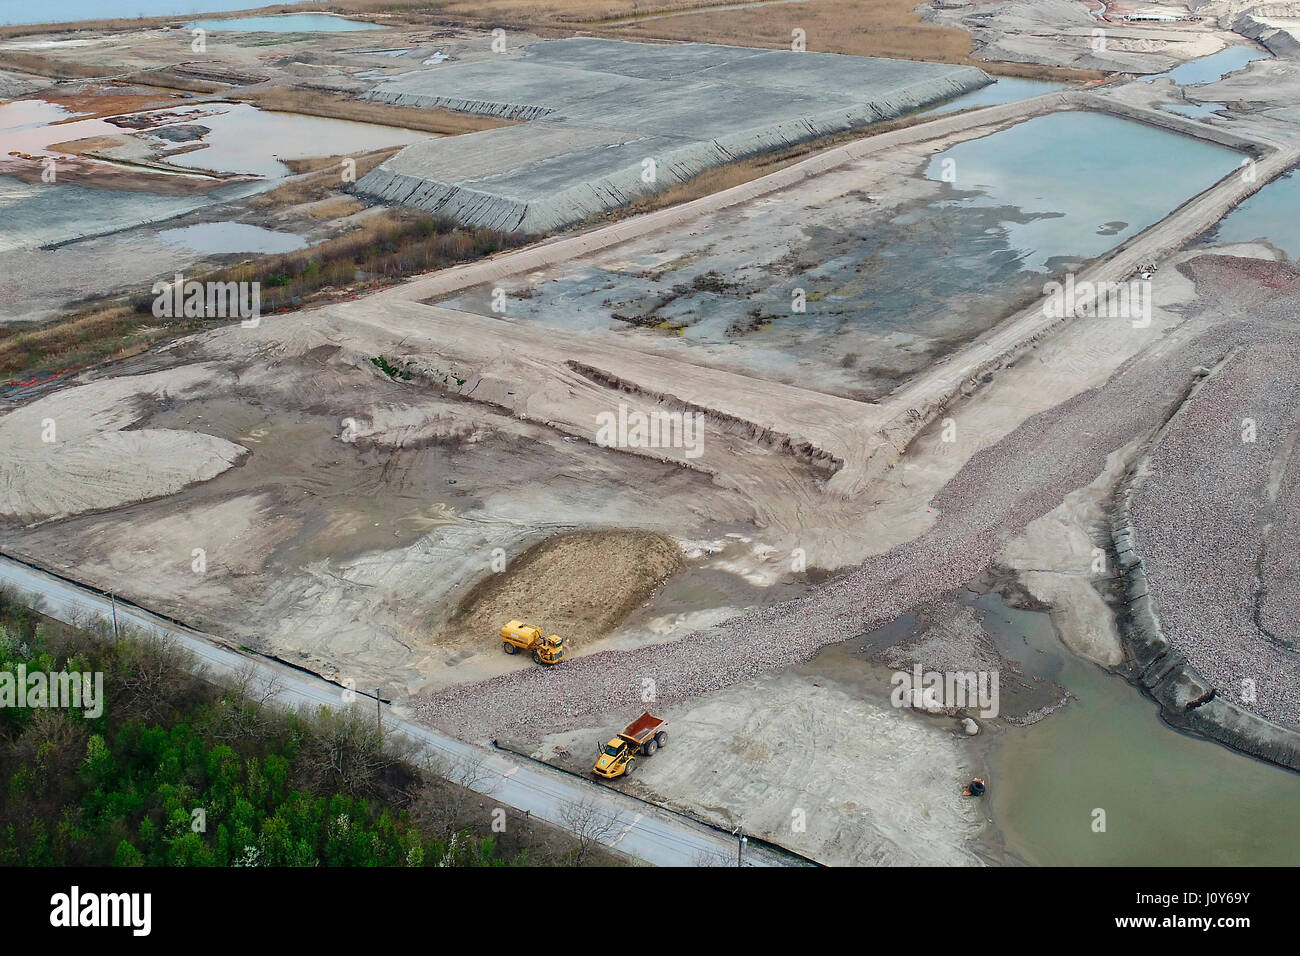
[500,620,564,665]
[593,712,666,780]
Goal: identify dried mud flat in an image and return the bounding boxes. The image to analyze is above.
[433,136,1048,402]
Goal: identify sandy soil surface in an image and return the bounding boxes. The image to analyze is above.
[448,529,684,651]
[924,0,1228,73]
[0,364,245,523]
[521,630,1001,866]
[0,325,763,693]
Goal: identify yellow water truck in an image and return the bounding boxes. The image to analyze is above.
[500,620,564,665]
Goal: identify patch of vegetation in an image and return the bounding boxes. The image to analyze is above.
[0,587,616,867]
[0,212,528,383]
[372,355,413,381]
[429,367,469,387]
[727,307,772,336]
[140,214,529,317]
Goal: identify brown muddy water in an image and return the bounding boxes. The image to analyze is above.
[0,99,428,250]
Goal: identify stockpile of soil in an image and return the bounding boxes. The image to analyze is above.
[449,529,684,649]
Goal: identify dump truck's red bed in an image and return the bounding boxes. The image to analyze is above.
[618,712,664,744]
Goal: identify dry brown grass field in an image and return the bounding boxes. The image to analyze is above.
[426,0,1100,81]
[0,1,1100,82]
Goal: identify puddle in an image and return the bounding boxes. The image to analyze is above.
[154,103,426,178]
[0,100,428,249]
[1200,166,1300,260]
[157,222,308,254]
[1163,101,1225,119]
[0,0,314,26]
[1142,45,1270,86]
[854,589,1067,720]
[924,110,1241,270]
[920,77,1066,116]
[185,14,385,32]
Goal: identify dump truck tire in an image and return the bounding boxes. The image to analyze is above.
[655,731,667,748]
[532,650,542,664]
[625,760,635,775]
[644,740,657,756]
[503,641,515,655]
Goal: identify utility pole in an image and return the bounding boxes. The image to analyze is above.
[109,591,119,639]
[376,688,382,733]
[733,826,746,868]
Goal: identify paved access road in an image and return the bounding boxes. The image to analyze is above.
[0,554,791,867]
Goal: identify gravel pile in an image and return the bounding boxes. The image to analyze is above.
[874,601,1003,676]
[1131,344,1300,729]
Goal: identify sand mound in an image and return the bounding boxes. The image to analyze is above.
[449,529,684,649]
[0,368,245,525]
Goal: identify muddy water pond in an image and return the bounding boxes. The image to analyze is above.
[0,1,313,26]
[976,593,1300,865]
[154,103,428,178]
[185,14,385,32]
[1200,166,1300,261]
[440,110,1242,400]
[924,110,1241,270]
[860,588,1300,863]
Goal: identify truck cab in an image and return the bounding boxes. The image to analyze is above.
[593,738,633,778]
[534,633,564,665]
